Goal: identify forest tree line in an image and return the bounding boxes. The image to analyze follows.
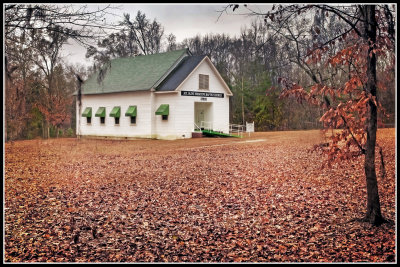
[4,4,396,140]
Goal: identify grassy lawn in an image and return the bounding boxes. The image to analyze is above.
[4,129,396,262]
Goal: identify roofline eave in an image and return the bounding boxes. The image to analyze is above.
[173,56,233,96]
[75,88,152,96]
[151,49,190,90]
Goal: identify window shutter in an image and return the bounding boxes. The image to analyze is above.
[199,75,203,89]
[199,74,209,90]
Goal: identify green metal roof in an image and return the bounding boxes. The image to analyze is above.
[95,107,106,117]
[80,49,189,95]
[110,106,121,117]
[125,105,137,117]
[82,107,92,117]
[155,104,169,115]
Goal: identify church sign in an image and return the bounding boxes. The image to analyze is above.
[181,91,224,98]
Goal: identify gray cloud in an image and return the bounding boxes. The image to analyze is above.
[61,4,272,66]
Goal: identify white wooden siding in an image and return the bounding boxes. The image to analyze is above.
[77,57,231,140]
[175,58,230,134]
[77,91,152,138]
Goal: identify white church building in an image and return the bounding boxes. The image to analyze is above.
[76,48,233,140]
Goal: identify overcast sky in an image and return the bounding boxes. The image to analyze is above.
[60,3,272,67]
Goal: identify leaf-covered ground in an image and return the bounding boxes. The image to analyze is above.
[4,129,396,262]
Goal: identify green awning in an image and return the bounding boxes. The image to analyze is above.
[110,106,121,117]
[155,104,169,115]
[125,105,137,117]
[95,107,106,117]
[82,107,92,117]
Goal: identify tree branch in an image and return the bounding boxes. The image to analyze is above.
[340,114,365,154]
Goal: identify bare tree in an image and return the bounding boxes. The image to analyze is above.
[86,10,165,67]
[230,4,395,225]
[121,11,164,55]
[166,33,177,52]
[4,4,120,140]
[29,27,69,138]
[4,4,120,47]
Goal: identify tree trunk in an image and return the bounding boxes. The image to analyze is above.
[42,120,46,139]
[363,5,385,225]
[43,120,50,139]
[5,105,7,141]
[241,77,245,125]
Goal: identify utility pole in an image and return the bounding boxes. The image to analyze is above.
[241,76,245,126]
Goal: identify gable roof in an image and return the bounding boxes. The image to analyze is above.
[80,48,189,95]
[156,55,233,96]
[156,55,206,92]
[162,56,233,96]
[200,57,233,96]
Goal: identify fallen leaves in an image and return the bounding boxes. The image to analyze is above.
[4,129,396,262]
